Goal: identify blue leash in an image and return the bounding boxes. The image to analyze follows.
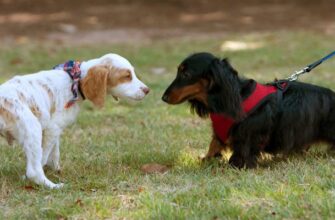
[287,51,335,81]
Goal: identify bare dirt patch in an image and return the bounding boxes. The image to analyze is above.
[0,0,334,44]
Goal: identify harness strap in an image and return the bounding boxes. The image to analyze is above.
[210,82,289,144]
[269,80,289,113]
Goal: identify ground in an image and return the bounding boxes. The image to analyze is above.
[1,0,335,44]
[0,1,335,219]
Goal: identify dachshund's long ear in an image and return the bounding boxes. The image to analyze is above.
[80,66,109,108]
[189,99,209,118]
[208,58,242,119]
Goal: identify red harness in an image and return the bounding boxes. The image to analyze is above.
[210,83,281,143]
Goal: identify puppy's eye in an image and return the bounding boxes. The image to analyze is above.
[123,71,132,80]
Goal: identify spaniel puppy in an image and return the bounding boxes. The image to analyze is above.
[0,53,149,188]
[162,52,335,168]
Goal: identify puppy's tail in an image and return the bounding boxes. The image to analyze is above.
[0,117,4,132]
[0,117,5,142]
[0,116,14,145]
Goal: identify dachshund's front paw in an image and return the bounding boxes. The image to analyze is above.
[228,154,245,169]
[199,152,222,162]
[229,154,258,169]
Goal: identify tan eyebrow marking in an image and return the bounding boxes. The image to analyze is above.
[107,68,132,87]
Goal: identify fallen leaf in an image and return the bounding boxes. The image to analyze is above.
[138,186,145,193]
[10,58,23,65]
[75,199,84,207]
[140,163,170,174]
[24,185,35,191]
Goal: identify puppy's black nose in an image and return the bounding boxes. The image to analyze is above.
[162,94,169,102]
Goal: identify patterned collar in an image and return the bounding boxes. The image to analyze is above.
[53,60,86,108]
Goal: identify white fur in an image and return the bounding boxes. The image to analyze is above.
[0,53,149,189]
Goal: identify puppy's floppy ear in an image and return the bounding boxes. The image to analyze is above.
[80,66,109,108]
[208,58,242,119]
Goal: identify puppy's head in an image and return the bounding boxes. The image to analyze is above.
[81,54,149,108]
[162,52,241,118]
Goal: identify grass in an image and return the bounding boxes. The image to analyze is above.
[1,31,335,219]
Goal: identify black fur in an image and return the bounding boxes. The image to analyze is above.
[162,52,335,168]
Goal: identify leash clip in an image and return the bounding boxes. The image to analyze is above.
[287,67,308,81]
[286,51,335,82]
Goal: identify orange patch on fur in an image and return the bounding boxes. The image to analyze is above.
[80,66,108,108]
[18,92,27,102]
[3,98,14,109]
[38,82,54,101]
[0,99,16,124]
[0,107,15,123]
[30,102,42,118]
[37,82,56,114]
[50,104,56,114]
[5,131,14,145]
[80,65,132,108]
[107,67,132,87]
[0,131,15,145]
[0,99,16,145]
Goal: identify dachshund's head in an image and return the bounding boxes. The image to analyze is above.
[162,52,242,119]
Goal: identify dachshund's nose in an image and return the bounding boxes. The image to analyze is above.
[141,87,150,95]
[162,94,169,102]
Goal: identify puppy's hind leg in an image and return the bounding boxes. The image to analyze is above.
[18,113,63,189]
[42,127,61,171]
[45,138,61,172]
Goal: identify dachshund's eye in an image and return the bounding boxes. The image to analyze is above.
[180,72,191,79]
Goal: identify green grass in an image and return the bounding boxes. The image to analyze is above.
[1,31,335,219]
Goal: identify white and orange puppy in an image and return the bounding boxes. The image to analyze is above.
[0,53,149,189]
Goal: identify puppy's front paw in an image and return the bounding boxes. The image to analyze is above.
[54,183,64,189]
[48,183,64,189]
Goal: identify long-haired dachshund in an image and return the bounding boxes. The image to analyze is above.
[162,52,335,168]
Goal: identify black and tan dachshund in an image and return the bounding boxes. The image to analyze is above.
[162,52,335,168]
